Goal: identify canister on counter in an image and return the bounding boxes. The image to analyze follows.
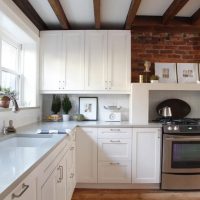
[139,75,143,83]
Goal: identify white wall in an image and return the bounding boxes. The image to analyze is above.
[0,108,41,130]
[42,94,130,121]
[0,0,41,133]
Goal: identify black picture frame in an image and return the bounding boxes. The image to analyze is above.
[79,97,98,121]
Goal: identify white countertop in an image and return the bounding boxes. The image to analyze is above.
[0,120,161,199]
[0,134,66,199]
[16,121,162,134]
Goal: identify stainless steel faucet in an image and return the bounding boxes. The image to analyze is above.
[0,92,19,112]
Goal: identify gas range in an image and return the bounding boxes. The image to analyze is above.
[162,118,200,134]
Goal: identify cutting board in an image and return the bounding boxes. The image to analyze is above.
[156,99,191,118]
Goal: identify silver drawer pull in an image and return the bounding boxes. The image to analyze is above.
[110,162,120,165]
[12,184,29,199]
[70,173,74,178]
[110,129,120,132]
[110,140,121,143]
[57,165,63,183]
[70,147,75,151]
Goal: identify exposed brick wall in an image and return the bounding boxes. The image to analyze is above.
[131,31,200,82]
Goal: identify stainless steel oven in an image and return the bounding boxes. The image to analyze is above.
[161,124,200,190]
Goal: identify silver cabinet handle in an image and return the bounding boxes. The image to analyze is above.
[70,173,74,178]
[105,81,108,90]
[108,81,112,89]
[12,184,29,199]
[110,140,121,143]
[57,165,63,183]
[110,162,120,165]
[110,128,120,132]
[70,146,75,151]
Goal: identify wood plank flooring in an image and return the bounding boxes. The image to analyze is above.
[72,189,200,200]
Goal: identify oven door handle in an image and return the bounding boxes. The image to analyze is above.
[165,136,200,141]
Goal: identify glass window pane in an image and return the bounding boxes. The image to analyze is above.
[1,40,18,71]
[1,71,18,92]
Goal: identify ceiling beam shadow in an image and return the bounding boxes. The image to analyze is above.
[192,8,200,25]
[125,0,141,30]
[162,0,189,25]
[12,0,48,30]
[93,0,101,29]
[48,0,70,29]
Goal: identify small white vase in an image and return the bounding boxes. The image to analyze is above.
[62,114,70,121]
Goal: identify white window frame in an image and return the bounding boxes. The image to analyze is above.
[0,34,22,104]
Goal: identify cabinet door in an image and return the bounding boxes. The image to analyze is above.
[76,128,98,183]
[98,139,131,161]
[63,31,84,90]
[38,169,57,200]
[84,31,108,90]
[66,150,76,200]
[56,155,67,200]
[40,31,65,91]
[98,161,131,183]
[107,30,131,91]
[4,172,36,200]
[132,128,161,183]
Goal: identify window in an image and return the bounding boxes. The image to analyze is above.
[0,39,21,95]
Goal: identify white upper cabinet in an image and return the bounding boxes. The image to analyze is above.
[84,30,108,90]
[40,31,64,91]
[108,31,131,91]
[40,30,131,93]
[63,31,84,90]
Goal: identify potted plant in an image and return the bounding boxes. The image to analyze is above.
[51,94,61,121]
[0,86,15,108]
[62,95,72,121]
[150,75,159,83]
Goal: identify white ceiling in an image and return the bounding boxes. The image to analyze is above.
[27,0,200,29]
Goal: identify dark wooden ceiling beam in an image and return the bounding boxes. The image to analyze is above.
[12,0,48,30]
[132,16,200,33]
[93,0,101,29]
[48,0,70,29]
[191,8,200,25]
[162,0,189,25]
[125,0,141,30]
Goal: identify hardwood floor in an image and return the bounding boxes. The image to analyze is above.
[72,189,200,200]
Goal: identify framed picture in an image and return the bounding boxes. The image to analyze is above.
[79,97,98,121]
[155,63,177,83]
[177,63,199,83]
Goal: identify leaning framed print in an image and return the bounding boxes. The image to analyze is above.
[79,97,98,121]
[177,63,199,83]
[155,63,177,83]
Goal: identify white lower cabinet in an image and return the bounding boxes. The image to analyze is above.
[76,128,98,183]
[37,150,67,200]
[132,128,161,184]
[66,141,76,200]
[98,161,132,183]
[97,128,132,183]
[4,171,36,200]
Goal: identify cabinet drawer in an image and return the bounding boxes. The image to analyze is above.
[98,128,132,139]
[98,139,131,161]
[98,161,131,183]
[4,172,36,200]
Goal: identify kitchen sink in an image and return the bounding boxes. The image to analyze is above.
[0,134,53,147]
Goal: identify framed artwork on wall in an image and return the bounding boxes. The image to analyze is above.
[155,63,177,83]
[79,97,98,121]
[177,63,199,83]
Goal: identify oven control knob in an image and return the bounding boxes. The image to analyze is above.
[167,126,172,131]
[174,125,179,131]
